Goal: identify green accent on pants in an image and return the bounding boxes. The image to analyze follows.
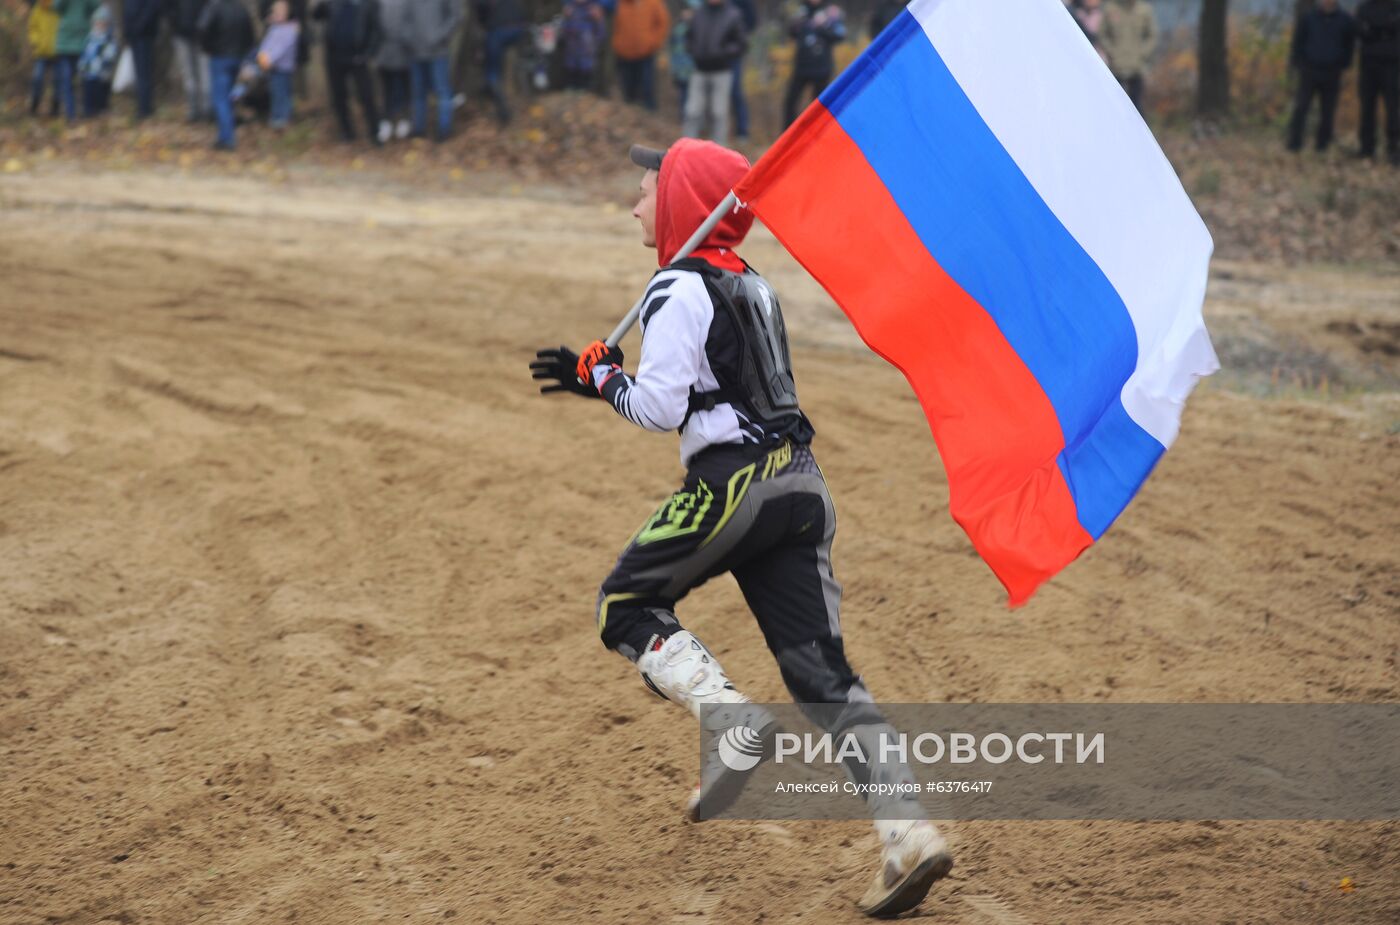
[633,479,716,546]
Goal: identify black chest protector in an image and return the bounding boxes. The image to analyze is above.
[666,258,813,442]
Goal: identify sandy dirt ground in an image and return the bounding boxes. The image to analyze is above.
[1,165,1397,925]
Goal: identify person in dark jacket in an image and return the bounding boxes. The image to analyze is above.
[171,0,211,121]
[783,0,845,127]
[197,0,255,148]
[122,0,162,118]
[868,0,900,39]
[728,0,755,141]
[477,0,527,124]
[314,0,385,144]
[1287,0,1357,153]
[1356,0,1400,163]
[682,0,746,145]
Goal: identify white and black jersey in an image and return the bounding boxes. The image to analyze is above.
[593,267,808,467]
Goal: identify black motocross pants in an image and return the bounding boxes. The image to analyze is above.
[597,439,882,732]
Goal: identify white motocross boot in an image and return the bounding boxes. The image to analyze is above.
[857,819,954,918]
[636,631,779,821]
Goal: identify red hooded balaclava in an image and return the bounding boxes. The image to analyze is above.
[655,139,754,274]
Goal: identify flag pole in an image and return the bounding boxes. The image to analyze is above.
[604,191,739,347]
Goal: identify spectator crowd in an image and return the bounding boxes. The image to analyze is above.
[24,0,493,147]
[18,0,888,151]
[17,0,1399,166]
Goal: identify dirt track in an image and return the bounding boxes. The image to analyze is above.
[1,165,1397,925]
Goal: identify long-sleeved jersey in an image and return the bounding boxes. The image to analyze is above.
[594,267,779,467]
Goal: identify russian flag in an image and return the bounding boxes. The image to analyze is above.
[734,0,1218,605]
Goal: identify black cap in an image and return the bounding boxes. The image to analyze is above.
[629,145,666,171]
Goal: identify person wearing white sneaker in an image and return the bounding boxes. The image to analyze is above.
[376,0,413,143]
[530,139,953,918]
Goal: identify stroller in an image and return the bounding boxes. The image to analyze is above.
[229,53,272,121]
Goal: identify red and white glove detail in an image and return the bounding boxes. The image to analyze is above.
[577,340,625,394]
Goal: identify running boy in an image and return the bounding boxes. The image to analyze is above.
[530,140,954,918]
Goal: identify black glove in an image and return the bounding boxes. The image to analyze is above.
[531,345,599,398]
